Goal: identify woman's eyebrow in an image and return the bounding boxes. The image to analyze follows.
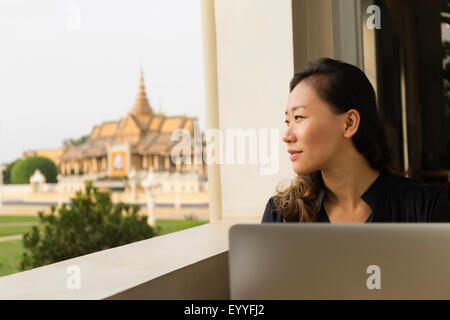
[285,105,306,115]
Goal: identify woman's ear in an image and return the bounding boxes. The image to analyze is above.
[342,109,360,138]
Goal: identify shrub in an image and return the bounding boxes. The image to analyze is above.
[20,181,159,270]
[10,156,58,184]
[2,159,21,184]
[63,134,89,147]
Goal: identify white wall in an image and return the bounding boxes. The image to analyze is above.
[214,0,296,219]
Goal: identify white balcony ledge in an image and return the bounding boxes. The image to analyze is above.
[0,216,260,300]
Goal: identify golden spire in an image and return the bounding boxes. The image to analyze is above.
[156,98,165,116]
[132,69,153,116]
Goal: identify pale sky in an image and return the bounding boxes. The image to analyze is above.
[0,0,205,164]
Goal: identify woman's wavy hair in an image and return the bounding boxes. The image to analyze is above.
[273,57,400,223]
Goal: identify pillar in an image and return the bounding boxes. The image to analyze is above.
[201,0,222,222]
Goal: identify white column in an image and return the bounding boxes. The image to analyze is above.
[164,156,170,172]
[155,155,159,171]
[102,157,107,172]
[213,0,297,219]
[201,0,222,222]
[143,155,148,169]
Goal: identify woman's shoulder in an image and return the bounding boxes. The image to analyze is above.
[381,172,446,190]
[261,196,285,223]
[382,174,447,200]
[380,173,449,221]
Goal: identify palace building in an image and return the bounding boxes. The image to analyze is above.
[57,70,206,179]
[22,70,208,197]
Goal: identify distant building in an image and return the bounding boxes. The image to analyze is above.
[58,70,206,178]
[22,148,65,167]
[26,70,207,195]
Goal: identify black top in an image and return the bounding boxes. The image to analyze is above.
[261,172,450,223]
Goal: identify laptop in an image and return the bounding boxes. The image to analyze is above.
[228,223,450,299]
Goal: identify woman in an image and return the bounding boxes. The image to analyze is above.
[262,58,449,223]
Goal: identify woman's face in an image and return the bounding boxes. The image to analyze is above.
[283,80,348,175]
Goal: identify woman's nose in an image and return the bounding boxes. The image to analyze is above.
[282,126,296,144]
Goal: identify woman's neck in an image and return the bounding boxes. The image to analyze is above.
[320,160,380,210]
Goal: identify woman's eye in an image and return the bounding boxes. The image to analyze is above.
[285,116,304,126]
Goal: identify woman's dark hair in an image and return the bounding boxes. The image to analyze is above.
[273,57,399,222]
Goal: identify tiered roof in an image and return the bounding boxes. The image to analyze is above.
[60,71,200,161]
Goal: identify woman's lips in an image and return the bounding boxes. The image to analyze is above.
[289,151,302,161]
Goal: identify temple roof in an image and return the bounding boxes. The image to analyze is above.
[131,70,153,117]
[59,136,116,160]
[59,70,202,161]
[61,115,201,160]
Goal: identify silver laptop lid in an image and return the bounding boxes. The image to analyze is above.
[228,223,450,300]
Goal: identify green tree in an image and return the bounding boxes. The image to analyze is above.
[10,156,58,184]
[20,181,159,270]
[63,134,89,147]
[2,159,21,184]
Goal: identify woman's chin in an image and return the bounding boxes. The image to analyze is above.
[292,165,307,175]
[292,163,317,175]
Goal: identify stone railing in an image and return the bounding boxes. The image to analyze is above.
[0,216,260,299]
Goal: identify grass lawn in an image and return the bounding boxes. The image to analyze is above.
[0,216,39,223]
[0,215,42,237]
[0,240,23,277]
[154,219,209,236]
[0,215,209,278]
[0,225,43,237]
